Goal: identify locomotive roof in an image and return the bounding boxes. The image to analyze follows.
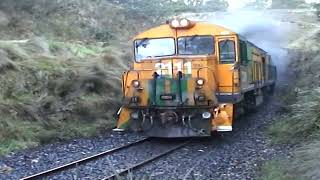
[134,21,237,39]
[134,20,269,56]
[239,35,267,55]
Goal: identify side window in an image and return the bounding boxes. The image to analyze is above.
[240,40,248,65]
[219,40,235,63]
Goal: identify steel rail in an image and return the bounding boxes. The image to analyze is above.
[20,137,150,180]
[102,140,191,180]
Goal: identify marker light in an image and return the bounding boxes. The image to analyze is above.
[132,80,140,88]
[196,78,205,86]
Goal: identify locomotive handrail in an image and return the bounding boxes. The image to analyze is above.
[177,71,183,105]
[196,67,218,92]
[123,70,140,99]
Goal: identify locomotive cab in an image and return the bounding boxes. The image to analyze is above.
[115,18,276,137]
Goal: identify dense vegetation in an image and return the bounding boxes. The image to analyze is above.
[1,1,319,179]
[260,13,320,180]
[247,0,313,9]
[0,0,229,155]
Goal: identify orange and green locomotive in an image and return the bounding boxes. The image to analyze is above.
[115,18,277,137]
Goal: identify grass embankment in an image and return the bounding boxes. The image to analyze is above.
[0,0,197,156]
[0,38,130,155]
[260,26,320,180]
[0,0,149,156]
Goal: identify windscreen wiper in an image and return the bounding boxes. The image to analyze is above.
[221,40,229,48]
[182,35,198,52]
[190,35,199,42]
[136,38,149,48]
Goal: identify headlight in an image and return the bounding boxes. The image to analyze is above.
[196,78,205,86]
[202,112,211,119]
[171,19,180,28]
[180,18,189,27]
[132,80,140,88]
[131,112,139,119]
[169,18,193,29]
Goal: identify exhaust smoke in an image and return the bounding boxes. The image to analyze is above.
[189,10,299,74]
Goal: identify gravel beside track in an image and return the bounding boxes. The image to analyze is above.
[0,98,292,180]
[132,98,294,179]
[0,132,147,179]
[43,139,187,180]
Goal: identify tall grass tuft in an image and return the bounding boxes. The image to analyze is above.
[260,141,320,180]
[260,89,320,179]
[268,88,320,144]
[0,39,128,156]
[261,29,320,179]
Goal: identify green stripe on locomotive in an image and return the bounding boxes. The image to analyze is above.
[147,76,190,106]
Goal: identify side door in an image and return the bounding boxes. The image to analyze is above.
[215,35,240,94]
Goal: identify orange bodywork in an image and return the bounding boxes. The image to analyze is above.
[116,20,276,137]
[116,22,238,132]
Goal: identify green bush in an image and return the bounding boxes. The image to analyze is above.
[271,0,306,9]
[260,141,320,180]
[268,88,320,144]
[0,40,125,156]
[259,160,291,180]
[262,29,320,180]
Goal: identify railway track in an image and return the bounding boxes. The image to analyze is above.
[20,138,190,180]
[102,140,190,180]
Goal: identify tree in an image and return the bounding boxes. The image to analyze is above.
[271,0,306,9]
[203,0,229,11]
[185,0,204,6]
[313,3,320,20]
[123,0,187,21]
[246,0,269,9]
[118,0,228,21]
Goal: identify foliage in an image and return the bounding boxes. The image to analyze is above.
[260,142,320,180]
[122,0,188,21]
[246,0,269,9]
[246,0,309,9]
[268,50,320,143]
[201,0,229,12]
[0,39,128,156]
[268,89,320,144]
[0,117,111,155]
[115,0,228,21]
[258,160,291,180]
[0,0,230,41]
[313,3,320,19]
[0,0,228,40]
[0,0,230,156]
[0,0,146,40]
[261,26,320,180]
[271,0,306,9]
